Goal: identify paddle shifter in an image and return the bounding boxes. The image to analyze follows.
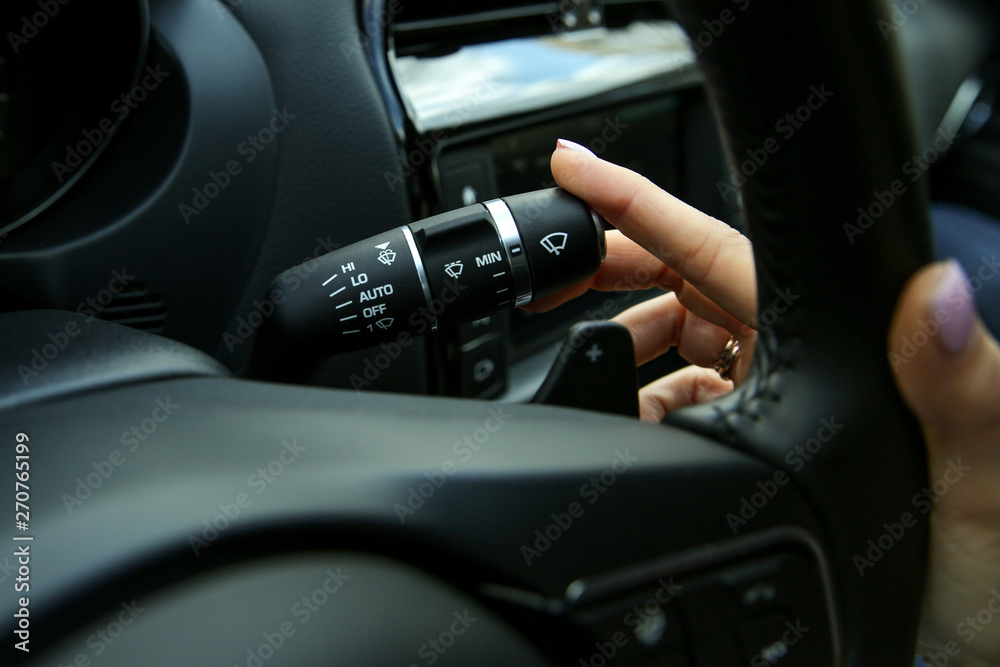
[247,188,606,382]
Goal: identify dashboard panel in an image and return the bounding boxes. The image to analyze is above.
[0,0,736,402]
[0,0,994,399]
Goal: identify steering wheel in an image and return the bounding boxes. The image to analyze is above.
[2,0,930,664]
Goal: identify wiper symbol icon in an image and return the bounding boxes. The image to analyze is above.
[540,232,568,256]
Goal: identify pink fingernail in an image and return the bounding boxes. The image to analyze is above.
[556,138,596,157]
[931,259,976,355]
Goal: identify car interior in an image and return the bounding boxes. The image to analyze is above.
[2,0,999,664]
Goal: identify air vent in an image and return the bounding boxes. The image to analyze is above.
[97,282,167,333]
[392,0,671,58]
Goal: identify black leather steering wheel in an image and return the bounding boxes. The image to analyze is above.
[666,0,933,662]
[2,0,931,665]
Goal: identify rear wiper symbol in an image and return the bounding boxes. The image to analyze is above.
[540,232,568,256]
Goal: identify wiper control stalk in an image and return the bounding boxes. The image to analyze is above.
[248,188,606,382]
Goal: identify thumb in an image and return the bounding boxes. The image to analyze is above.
[890,264,1000,662]
[889,259,1000,442]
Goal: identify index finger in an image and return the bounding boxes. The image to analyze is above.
[523,230,679,312]
[551,143,757,325]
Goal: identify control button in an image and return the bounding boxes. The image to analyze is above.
[632,607,667,647]
[540,231,569,255]
[441,161,492,210]
[374,241,397,265]
[409,204,517,323]
[681,553,831,664]
[473,358,495,383]
[444,260,464,279]
[459,335,505,398]
[301,227,427,342]
[438,145,499,210]
[722,555,795,616]
[458,314,504,346]
[461,184,478,206]
[739,612,808,665]
[570,584,686,665]
[585,343,603,363]
[531,321,639,417]
[502,188,605,302]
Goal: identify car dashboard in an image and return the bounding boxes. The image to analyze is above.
[1,1,999,665]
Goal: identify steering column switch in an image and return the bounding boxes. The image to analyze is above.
[248,188,606,382]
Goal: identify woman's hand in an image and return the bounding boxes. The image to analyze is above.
[542,140,1000,665]
[528,139,758,421]
[892,262,1000,666]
